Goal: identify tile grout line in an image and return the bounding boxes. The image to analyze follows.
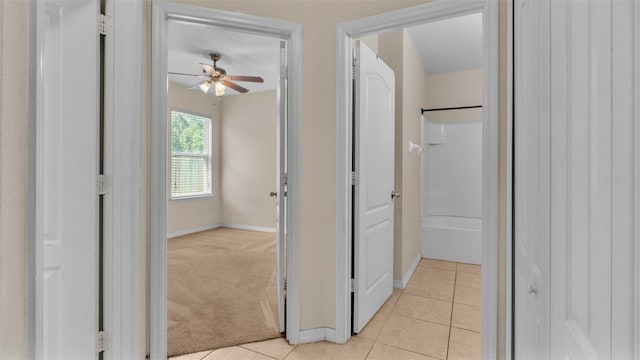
[239,344,285,360]
[281,344,297,360]
[371,290,402,342]
[445,264,459,360]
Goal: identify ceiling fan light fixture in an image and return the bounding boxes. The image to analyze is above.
[214,81,226,96]
[198,81,211,94]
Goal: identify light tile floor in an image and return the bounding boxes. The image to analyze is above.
[170,259,481,360]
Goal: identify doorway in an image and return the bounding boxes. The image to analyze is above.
[336,1,500,357]
[417,12,484,265]
[164,22,283,356]
[151,2,302,358]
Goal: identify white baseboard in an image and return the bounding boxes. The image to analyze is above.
[167,223,277,239]
[393,254,421,290]
[299,327,337,344]
[221,223,276,233]
[167,223,221,239]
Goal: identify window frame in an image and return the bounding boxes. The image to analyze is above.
[169,108,213,200]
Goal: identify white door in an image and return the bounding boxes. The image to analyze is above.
[276,40,287,333]
[352,41,396,333]
[35,0,101,358]
[515,0,639,358]
[549,0,613,357]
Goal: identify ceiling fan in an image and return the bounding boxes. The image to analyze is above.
[169,52,264,96]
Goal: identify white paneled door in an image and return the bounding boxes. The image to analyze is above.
[549,0,612,357]
[515,0,639,358]
[35,0,100,358]
[352,41,396,333]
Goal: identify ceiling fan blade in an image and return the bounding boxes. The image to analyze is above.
[226,75,264,83]
[221,80,249,94]
[188,80,209,91]
[168,72,207,78]
[200,64,216,76]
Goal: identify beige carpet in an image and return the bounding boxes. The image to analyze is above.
[167,227,280,357]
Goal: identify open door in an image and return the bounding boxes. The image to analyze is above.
[275,40,287,333]
[35,0,101,358]
[352,40,396,333]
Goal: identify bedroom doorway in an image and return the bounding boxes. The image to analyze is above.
[151,3,302,359]
[164,24,284,357]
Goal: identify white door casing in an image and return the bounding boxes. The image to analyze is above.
[515,0,639,358]
[352,40,395,333]
[35,0,100,358]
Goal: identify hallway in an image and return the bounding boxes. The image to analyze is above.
[171,258,481,360]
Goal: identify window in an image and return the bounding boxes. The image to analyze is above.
[170,109,212,199]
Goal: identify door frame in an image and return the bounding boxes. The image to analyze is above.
[150,2,302,358]
[27,0,143,358]
[335,1,502,358]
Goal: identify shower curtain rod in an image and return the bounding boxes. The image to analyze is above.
[421,105,482,114]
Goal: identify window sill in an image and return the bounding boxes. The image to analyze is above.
[170,193,214,201]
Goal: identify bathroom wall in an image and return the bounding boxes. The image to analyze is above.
[421,68,483,264]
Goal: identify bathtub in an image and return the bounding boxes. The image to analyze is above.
[420,215,482,265]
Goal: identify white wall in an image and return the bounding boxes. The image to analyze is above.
[220,90,277,229]
[166,82,222,236]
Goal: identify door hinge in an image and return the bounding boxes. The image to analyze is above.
[350,278,357,293]
[98,174,111,195]
[280,66,288,80]
[352,53,358,80]
[283,279,287,292]
[98,330,105,353]
[281,173,288,187]
[351,171,359,186]
[99,13,113,36]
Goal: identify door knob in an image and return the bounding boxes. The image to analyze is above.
[391,191,400,199]
[270,191,277,197]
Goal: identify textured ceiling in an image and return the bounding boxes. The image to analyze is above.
[167,20,281,96]
[407,12,483,74]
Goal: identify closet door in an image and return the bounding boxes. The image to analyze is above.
[548,0,613,357]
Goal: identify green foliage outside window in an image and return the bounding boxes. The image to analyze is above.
[171,111,205,154]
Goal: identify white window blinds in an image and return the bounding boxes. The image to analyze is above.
[170,110,212,198]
